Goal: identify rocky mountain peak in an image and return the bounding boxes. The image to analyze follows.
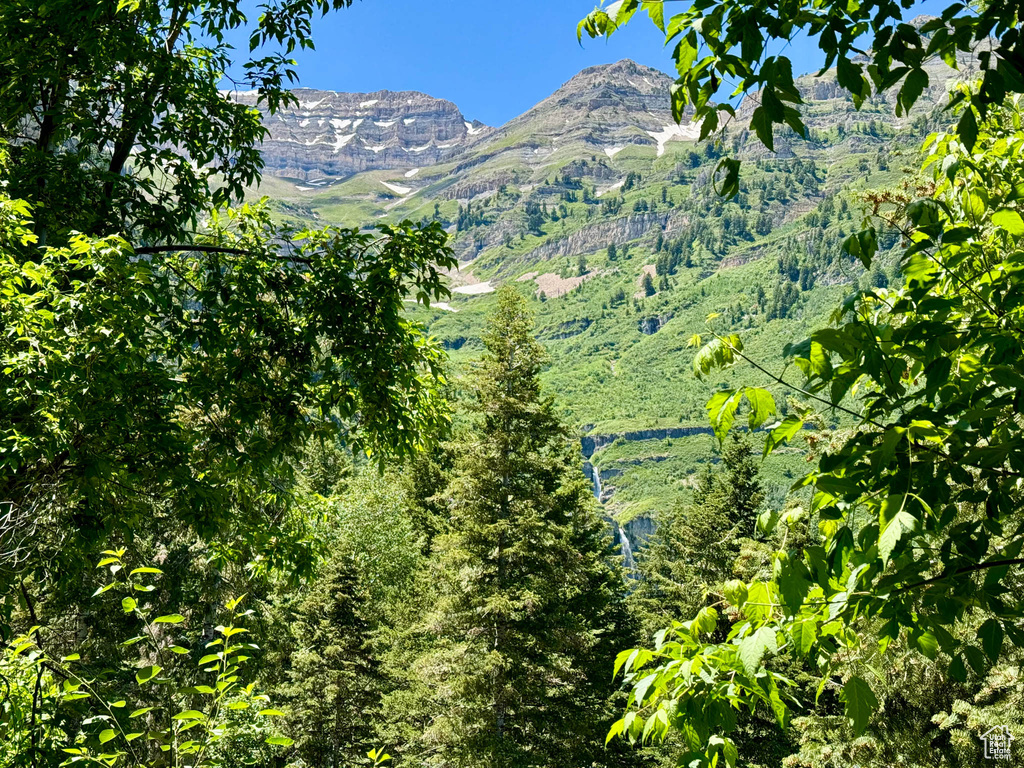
[231,87,491,181]
[487,59,695,159]
[560,59,675,94]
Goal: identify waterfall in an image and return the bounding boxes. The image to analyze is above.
[590,464,602,502]
[582,460,637,574]
[617,525,635,570]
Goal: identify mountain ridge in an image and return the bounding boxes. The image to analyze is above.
[230,86,491,181]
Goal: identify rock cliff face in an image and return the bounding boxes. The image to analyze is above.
[581,427,716,459]
[230,88,491,180]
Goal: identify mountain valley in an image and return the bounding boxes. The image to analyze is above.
[243,55,965,530]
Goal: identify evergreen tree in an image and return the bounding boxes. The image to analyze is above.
[404,287,636,768]
[632,435,765,637]
[274,552,382,768]
[641,272,656,297]
[710,434,765,534]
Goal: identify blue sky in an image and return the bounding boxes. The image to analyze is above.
[255,0,944,127]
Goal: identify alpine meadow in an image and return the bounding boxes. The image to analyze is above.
[3,1,1024,767]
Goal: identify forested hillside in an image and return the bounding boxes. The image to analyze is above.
[3,1,1024,768]
[243,54,957,529]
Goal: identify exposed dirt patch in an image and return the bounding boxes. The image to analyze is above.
[532,270,598,298]
[634,264,657,299]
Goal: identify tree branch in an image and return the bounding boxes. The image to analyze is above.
[894,557,1024,595]
[133,244,255,256]
[132,244,314,266]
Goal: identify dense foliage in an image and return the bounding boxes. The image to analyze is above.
[0,198,454,584]
[608,98,1024,766]
[4,0,1024,766]
[0,0,457,612]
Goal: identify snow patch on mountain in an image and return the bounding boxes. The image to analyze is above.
[381,181,412,195]
[451,282,495,295]
[646,122,702,157]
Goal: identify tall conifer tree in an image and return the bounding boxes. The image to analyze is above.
[632,435,765,636]
[406,287,635,768]
[273,552,381,768]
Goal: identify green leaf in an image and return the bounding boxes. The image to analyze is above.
[777,553,811,614]
[964,645,989,676]
[135,665,161,684]
[789,620,817,656]
[258,709,286,717]
[709,734,739,768]
[757,508,779,536]
[266,736,295,747]
[836,56,867,101]
[764,416,803,457]
[744,581,776,622]
[613,648,636,679]
[693,335,742,379]
[692,606,718,637]
[606,718,625,745]
[154,614,185,624]
[173,710,206,721]
[121,597,137,613]
[841,675,879,735]
[979,619,1004,663]
[744,387,776,429]
[723,579,748,607]
[879,499,917,565]
[841,228,878,268]
[129,708,155,719]
[898,68,928,115]
[99,729,116,744]
[714,158,741,199]
[750,105,774,151]
[642,0,664,31]
[707,389,742,442]
[738,626,777,677]
[632,672,659,706]
[948,654,968,683]
[916,631,939,660]
[957,107,978,151]
[992,209,1024,236]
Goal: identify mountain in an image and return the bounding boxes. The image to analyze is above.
[230,87,491,181]
[249,57,969,529]
[477,59,698,159]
